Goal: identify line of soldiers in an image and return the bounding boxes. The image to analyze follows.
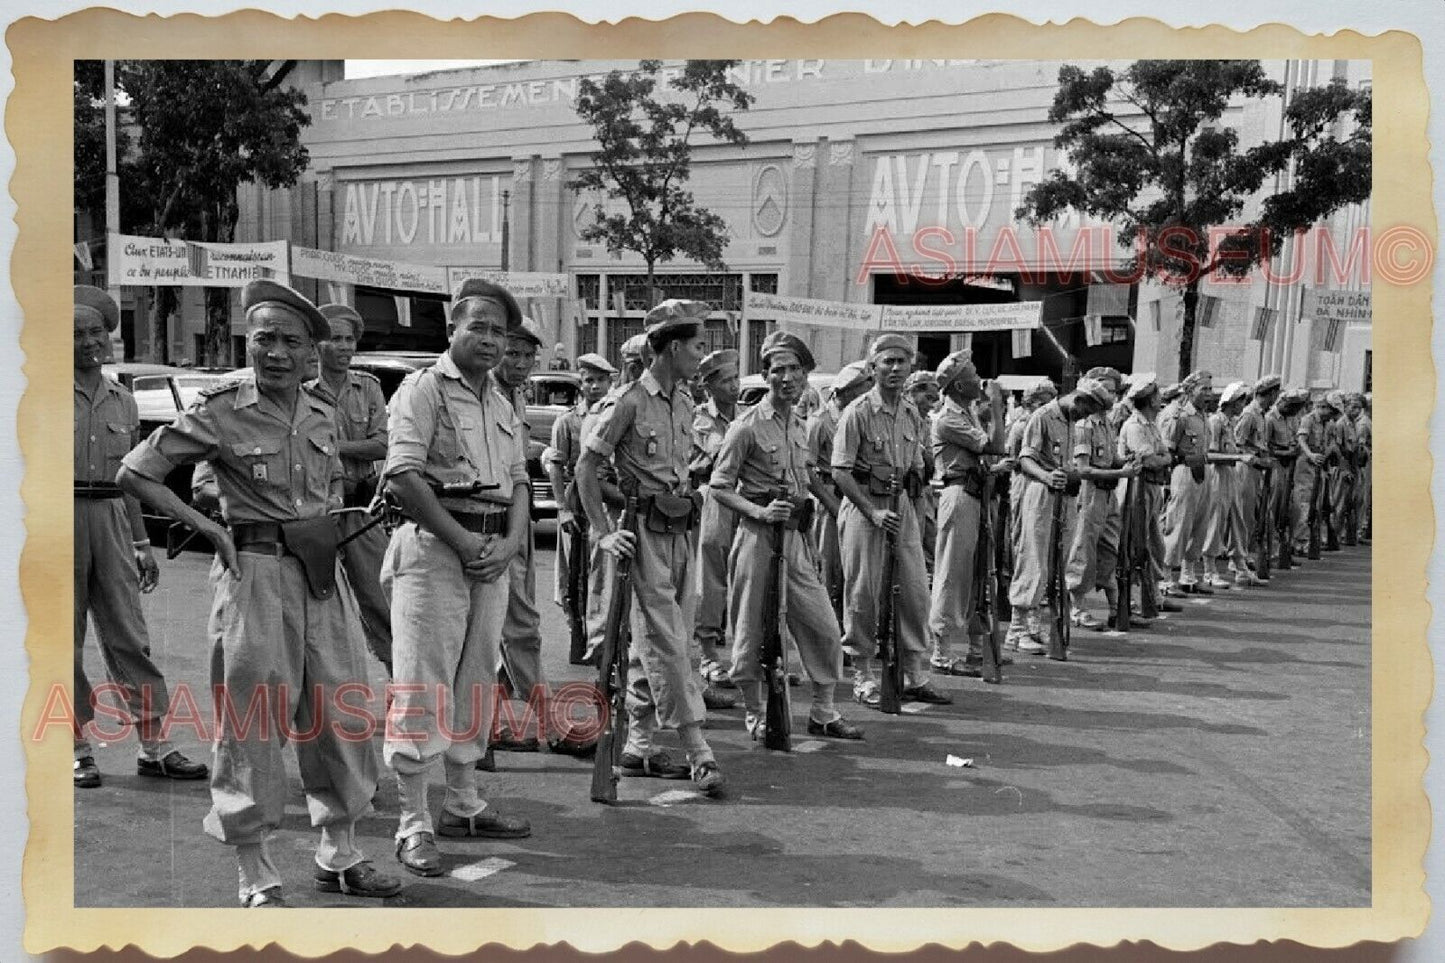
[75,275,1371,908]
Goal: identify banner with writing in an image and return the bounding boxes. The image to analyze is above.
[291,246,448,295]
[1303,289,1372,324]
[445,268,570,299]
[879,300,1042,332]
[744,291,883,330]
[109,234,289,287]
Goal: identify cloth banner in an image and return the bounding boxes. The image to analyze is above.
[1085,283,1131,318]
[1082,314,1103,347]
[292,245,447,295]
[1011,327,1033,359]
[108,234,289,287]
[394,296,412,328]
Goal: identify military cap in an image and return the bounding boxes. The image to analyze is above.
[319,303,365,339]
[643,298,711,338]
[1159,383,1184,403]
[242,279,330,342]
[1084,365,1124,389]
[1125,375,1159,404]
[698,348,741,383]
[869,333,915,358]
[507,316,544,348]
[1073,377,1113,408]
[574,352,617,375]
[1282,387,1311,405]
[1220,381,1249,406]
[621,333,649,359]
[833,361,873,394]
[1179,370,1214,394]
[1345,391,1366,406]
[451,277,523,328]
[935,350,978,392]
[904,371,939,392]
[1323,390,1345,412]
[75,284,120,332]
[759,331,816,371]
[1253,374,1282,395]
[1023,380,1059,406]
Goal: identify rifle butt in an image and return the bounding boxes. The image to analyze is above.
[589,729,618,803]
[763,670,792,751]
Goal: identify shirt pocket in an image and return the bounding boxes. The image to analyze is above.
[435,409,469,468]
[103,420,136,460]
[230,438,287,492]
[305,433,338,504]
[633,422,663,463]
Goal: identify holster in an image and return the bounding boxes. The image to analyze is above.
[942,470,985,499]
[1091,477,1119,492]
[643,492,700,535]
[279,517,340,601]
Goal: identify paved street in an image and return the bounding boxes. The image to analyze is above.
[74,532,1370,908]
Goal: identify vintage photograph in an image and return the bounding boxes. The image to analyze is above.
[69,53,1376,915]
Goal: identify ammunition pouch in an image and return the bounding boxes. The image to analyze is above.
[854,466,923,498]
[642,492,701,535]
[1142,466,1172,486]
[942,469,986,499]
[1064,477,1083,497]
[1091,477,1119,492]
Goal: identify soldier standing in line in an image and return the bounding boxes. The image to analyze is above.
[1352,392,1372,543]
[312,303,393,673]
[118,279,397,906]
[1201,382,1260,589]
[1291,392,1340,555]
[1160,372,1215,597]
[1004,379,1112,655]
[690,349,744,703]
[73,285,208,789]
[1063,367,1134,630]
[1265,387,1306,555]
[710,331,865,742]
[905,371,942,574]
[830,335,953,708]
[806,361,873,630]
[1233,374,1282,575]
[575,299,726,795]
[1114,378,1175,622]
[925,351,1004,676]
[379,278,534,878]
[1329,391,1361,548]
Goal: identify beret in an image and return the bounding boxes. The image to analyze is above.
[833,361,873,394]
[1180,370,1214,394]
[75,284,120,332]
[1124,376,1159,404]
[644,298,711,339]
[1022,380,1059,406]
[451,277,523,329]
[507,317,544,348]
[869,333,915,358]
[621,334,651,358]
[1253,374,1282,395]
[1084,365,1124,388]
[1323,390,1345,412]
[242,279,330,343]
[904,371,939,392]
[698,348,741,382]
[319,303,366,338]
[1074,377,1113,407]
[1220,381,1249,406]
[574,352,617,375]
[759,332,815,371]
[934,350,977,392]
[1282,387,1311,405]
[1159,383,1184,402]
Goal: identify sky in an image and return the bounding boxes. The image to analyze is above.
[344,60,519,78]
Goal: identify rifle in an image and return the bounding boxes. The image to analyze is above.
[1114,475,1134,632]
[1047,486,1070,661]
[994,477,1012,627]
[1254,465,1273,580]
[761,485,793,750]
[564,513,590,665]
[590,493,639,804]
[968,472,1003,684]
[876,473,904,714]
[1275,456,1295,570]
[1306,464,1323,561]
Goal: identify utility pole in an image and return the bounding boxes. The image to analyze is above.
[104,60,123,361]
[500,190,511,272]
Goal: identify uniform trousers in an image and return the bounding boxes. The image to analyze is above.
[1290,461,1323,548]
[1163,465,1211,583]
[1008,481,1077,610]
[1064,482,1114,597]
[1238,465,1266,557]
[693,490,738,668]
[837,494,930,683]
[1329,466,1357,535]
[203,550,375,900]
[1117,481,1165,614]
[73,497,173,759]
[1203,464,1249,571]
[337,510,392,672]
[382,523,505,842]
[499,524,546,700]
[812,502,845,628]
[927,485,982,664]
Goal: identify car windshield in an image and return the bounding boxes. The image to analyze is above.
[130,376,179,419]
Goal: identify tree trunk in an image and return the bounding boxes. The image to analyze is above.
[1177,281,1199,379]
[146,285,174,364]
[203,287,230,367]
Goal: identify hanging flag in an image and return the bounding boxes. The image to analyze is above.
[1085,283,1130,318]
[394,296,412,328]
[1082,314,1103,347]
[1325,318,1342,351]
[1149,300,1162,332]
[326,282,346,304]
[960,332,973,353]
[613,290,627,317]
[187,242,210,279]
[1011,327,1032,359]
[1250,306,1274,342]
[74,241,93,271]
[724,310,739,337]
[1196,295,1220,329]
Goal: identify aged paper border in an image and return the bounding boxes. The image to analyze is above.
[11,9,1431,956]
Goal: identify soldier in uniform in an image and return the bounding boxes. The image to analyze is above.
[830,334,952,707]
[118,279,397,907]
[1291,392,1340,555]
[905,371,942,573]
[807,362,873,629]
[1005,379,1112,654]
[311,303,393,673]
[710,331,865,742]
[1265,387,1306,555]
[73,285,207,789]
[1064,367,1134,630]
[1233,374,1282,574]
[1201,382,1258,588]
[1160,372,1215,596]
[1115,377,1175,621]
[1328,390,1361,548]
[1352,393,1372,542]
[576,299,726,795]
[380,278,534,878]
[691,349,744,700]
[926,351,1004,675]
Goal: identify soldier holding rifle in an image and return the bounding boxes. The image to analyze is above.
[806,361,873,629]
[1292,391,1341,557]
[710,331,864,744]
[1234,374,1281,579]
[1063,367,1135,631]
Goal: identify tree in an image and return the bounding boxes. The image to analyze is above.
[74,61,311,364]
[570,60,754,308]
[1016,61,1372,376]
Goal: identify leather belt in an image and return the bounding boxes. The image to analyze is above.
[231,522,287,556]
[741,492,814,530]
[450,510,509,536]
[74,482,124,499]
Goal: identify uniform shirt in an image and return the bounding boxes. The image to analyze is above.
[688,398,735,482]
[1354,413,1372,457]
[1156,398,1183,447]
[1295,410,1331,460]
[830,388,927,477]
[930,396,989,482]
[490,374,530,437]
[1019,399,1073,474]
[1327,414,1357,466]
[542,400,589,476]
[382,351,528,508]
[122,375,343,524]
[1208,411,1241,455]
[1117,409,1167,463]
[709,398,812,500]
[806,401,843,481]
[1234,401,1269,457]
[1106,400,1133,434]
[1164,400,1208,464]
[1265,406,1298,457]
[76,373,139,485]
[308,369,387,488]
[1073,411,1118,469]
[583,369,694,496]
[1003,413,1030,469]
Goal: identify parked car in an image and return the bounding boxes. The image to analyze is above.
[347,351,440,399]
[738,371,838,408]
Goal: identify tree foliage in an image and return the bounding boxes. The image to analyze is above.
[570,60,754,302]
[1017,60,1371,375]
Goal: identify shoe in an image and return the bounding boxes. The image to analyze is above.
[1205,575,1231,590]
[1235,572,1264,588]
[243,886,287,907]
[619,750,692,780]
[395,833,443,877]
[1071,611,1103,631]
[437,808,532,839]
[902,683,953,705]
[475,747,496,772]
[999,655,1014,666]
[807,717,864,740]
[930,658,980,678]
[314,859,403,898]
[1160,583,1186,598]
[852,679,881,707]
[1181,582,1213,596]
[744,712,766,742]
[1016,638,1045,654]
[700,658,736,688]
[74,756,101,789]
[491,732,540,753]
[702,686,738,711]
[137,750,208,780]
[691,760,726,797]
[548,730,598,758]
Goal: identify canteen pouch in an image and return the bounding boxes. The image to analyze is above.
[645,492,697,535]
[903,470,925,499]
[279,516,340,601]
[864,465,897,497]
